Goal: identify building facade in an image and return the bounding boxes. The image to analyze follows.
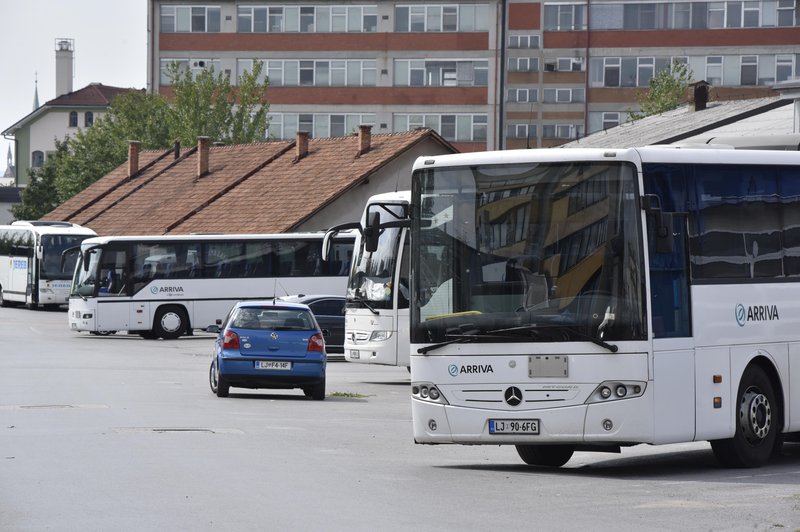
[146,1,800,151]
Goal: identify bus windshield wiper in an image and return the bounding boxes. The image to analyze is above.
[488,324,618,353]
[350,295,379,315]
[418,334,481,354]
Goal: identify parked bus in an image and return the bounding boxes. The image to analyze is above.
[325,191,411,368]
[69,232,354,339]
[408,146,800,468]
[0,221,97,309]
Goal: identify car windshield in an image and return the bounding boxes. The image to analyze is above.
[347,203,406,310]
[230,306,316,331]
[411,160,647,345]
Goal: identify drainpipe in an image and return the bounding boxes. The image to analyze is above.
[497,0,507,150]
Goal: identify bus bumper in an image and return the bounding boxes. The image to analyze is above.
[412,395,655,445]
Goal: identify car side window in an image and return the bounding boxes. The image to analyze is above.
[309,299,344,316]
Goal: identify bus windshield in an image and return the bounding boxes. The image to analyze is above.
[411,160,647,345]
[41,234,91,280]
[347,205,405,310]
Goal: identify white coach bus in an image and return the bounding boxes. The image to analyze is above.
[0,221,97,309]
[325,191,411,368]
[409,146,800,468]
[69,232,354,339]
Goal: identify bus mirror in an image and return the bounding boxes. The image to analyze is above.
[656,212,674,254]
[36,244,43,260]
[322,221,362,261]
[82,251,90,272]
[364,212,380,253]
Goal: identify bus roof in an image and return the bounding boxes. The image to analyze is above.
[78,231,355,248]
[0,221,97,237]
[412,146,800,170]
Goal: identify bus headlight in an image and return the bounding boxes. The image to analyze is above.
[586,381,646,404]
[369,330,392,342]
[411,382,449,405]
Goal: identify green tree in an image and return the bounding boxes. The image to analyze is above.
[11,141,66,220]
[629,60,694,120]
[14,64,270,219]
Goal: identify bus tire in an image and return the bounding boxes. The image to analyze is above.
[153,306,187,340]
[515,444,574,467]
[711,364,779,468]
[209,360,229,397]
[0,288,7,307]
[138,331,159,340]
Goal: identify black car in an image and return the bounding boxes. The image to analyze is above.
[279,295,346,357]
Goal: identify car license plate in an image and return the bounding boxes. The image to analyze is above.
[255,361,292,370]
[350,349,360,359]
[489,419,540,435]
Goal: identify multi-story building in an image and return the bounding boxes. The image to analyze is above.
[146,1,800,151]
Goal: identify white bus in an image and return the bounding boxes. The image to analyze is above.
[409,146,800,468]
[69,232,354,339]
[0,221,97,309]
[325,191,411,367]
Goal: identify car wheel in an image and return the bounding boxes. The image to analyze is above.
[305,379,325,401]
[209,360,229,398]
[153,306,187,340]
[515,444,574,467]
[711,365,780,468]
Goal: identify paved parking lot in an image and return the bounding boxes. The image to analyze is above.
[1,306,799,531]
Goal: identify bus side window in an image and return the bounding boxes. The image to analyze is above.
[648,214,690,338]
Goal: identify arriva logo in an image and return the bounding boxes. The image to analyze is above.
[448,363,494,376]
[151,286,185,295]
[736,303,779,327]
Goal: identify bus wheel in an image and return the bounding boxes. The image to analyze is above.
[711,365,779,468]
[515,444,574,467]
[209,360,229,397]
[153,306,187,340]
[0,289,7,307]
[138,331,159,340]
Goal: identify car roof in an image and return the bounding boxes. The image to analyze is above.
[234,300,312,311]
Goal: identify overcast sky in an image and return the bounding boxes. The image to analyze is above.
[1,0,147,177]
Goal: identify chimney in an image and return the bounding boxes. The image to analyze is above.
[127,141,140,178]
[357,125,372,157]
[691,81,710,112]
[197,137,210,177]
[54,38,74,97]
[173,140,181,160]
[295,131,309,161]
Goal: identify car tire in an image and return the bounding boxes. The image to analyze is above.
[209,360,229,398]
[305,379,325,401]
[515,444,574,467]
[711,364,780,468]
[153,306,187,340]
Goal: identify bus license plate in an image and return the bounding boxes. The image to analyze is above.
[350,350,360,359]
[255,361,292,370]
[489,419,540,435]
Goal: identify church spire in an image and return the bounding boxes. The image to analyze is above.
[33,73,40,110]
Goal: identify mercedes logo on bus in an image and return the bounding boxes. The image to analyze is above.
[504,386,523,406]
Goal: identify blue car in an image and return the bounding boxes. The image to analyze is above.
[209,300,327,400]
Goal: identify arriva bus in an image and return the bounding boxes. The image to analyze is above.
[69,232,354,339]
[409,147,800,468]
[0,221,97,309]
[325,191,411,368]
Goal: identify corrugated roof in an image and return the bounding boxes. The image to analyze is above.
[45,129,454,235]
[561,96,791,149]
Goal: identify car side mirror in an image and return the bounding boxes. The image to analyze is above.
[206,325,220,334]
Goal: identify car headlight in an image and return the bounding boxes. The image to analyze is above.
[369,330,392,342]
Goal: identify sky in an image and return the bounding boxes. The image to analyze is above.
[0,0,147,176]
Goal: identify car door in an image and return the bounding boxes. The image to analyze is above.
[308,298,345,353]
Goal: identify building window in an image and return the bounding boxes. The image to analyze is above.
[506,123,535,139]
[394,4,489,32]
[68,111,78,128]
[160,59,220,85]
[160,5,220,33]
[509,35,539,49]
[394,59,487,87]
[508,57,538,73]
[393,113,487,142]
[267,113,375,139]
[740,56,758,85]
[543,4,587,31]
[32,151,44,168]
[706,56,723,86]
[84,112,94,127]
[602,112,620,130]
[777,0,796,26]
[542,124,583,139]
[543,88,585,103]
[776,54,795,83]
[507,88,537,103]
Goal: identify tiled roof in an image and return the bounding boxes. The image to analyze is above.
[45,129,454,235]
[46,83,140,108]
[560,96,790,149]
